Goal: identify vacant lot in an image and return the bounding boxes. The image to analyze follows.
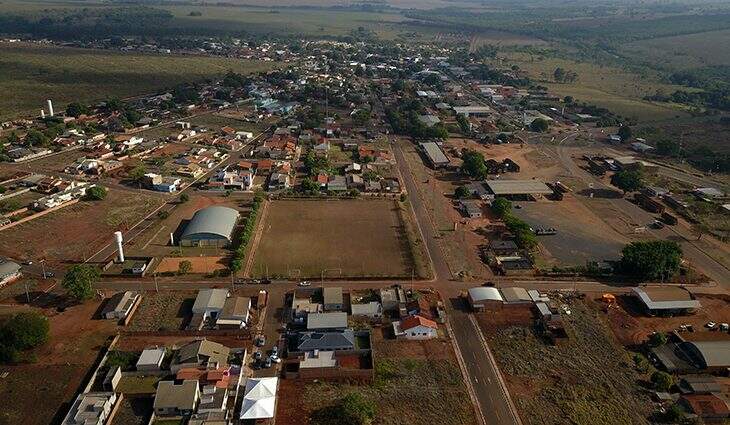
[480,300,652,425]
[251,200,414,279]
[0,42,275,119]
[624,29,730,69]
[0,188,162,266]
[276,334,476,425]
[127,291,195,332]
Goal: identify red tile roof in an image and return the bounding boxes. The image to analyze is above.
[400,314,437,331]
[681,394,730,417]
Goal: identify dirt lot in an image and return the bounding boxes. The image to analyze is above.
[0,301,117,425]
[155,256,228,274]
[605,294,730,346]
[480,299,652,425]
[0,188,162,266]
[126,291,195,332]
[276,331,477,425]
[251,199,414,279]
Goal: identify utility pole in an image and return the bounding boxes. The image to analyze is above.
[154,273,159,292]
[40,259,46,279]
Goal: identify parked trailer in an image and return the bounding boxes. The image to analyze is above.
[634,193,665,214]
[661,212,678,225]
[555,181,572,193]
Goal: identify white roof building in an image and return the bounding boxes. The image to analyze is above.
[240,377,278,420]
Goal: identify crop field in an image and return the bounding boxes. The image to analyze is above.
[501,52,692,122]
[0,42,275,119]
[250,199,414,279]
[276,334,477,425]
[480,300,652,425]
[624,29,730,70]
[0,188,162,266]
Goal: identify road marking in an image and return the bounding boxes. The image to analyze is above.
[143,225,166,250]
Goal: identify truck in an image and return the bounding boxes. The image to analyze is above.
[660,211,678,225]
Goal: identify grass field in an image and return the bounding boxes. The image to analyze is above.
[127,291,195,332]
[251,199,414,279]
[624,29,730,70]
[480,300,652,425]
[0,188,162,265]
[0,42,275,119]
[501,52,692,122]
[276,335,477,425]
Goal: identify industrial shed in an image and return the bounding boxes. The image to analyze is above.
[485,180,553,197]
[682,341,730,372]
[180,206,239,247]
[467,287,503,312]
[632,287,701,316]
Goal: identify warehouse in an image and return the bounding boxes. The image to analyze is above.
[632,287,701,316]
[418,142,450,169]
[180,206,239,247]
[453,105,493,118]
[485,180,553,198]
[467,287,503,312]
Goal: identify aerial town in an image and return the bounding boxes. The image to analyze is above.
[0,2,729,425]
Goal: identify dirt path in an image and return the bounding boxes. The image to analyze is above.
[243,199,269,278]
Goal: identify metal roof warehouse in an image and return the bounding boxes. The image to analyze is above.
[632,287,701,314]
[180,206,239,247]
[485,180,553,196]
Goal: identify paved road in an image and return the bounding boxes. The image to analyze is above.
[393,140,521,425]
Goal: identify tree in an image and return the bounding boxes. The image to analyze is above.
[129,165,147,184]
[25,129,49,147]
[454,185,470,199]
[65,102,89,118]
[656,139,680,157]
[456,114,470,134]
[491,197,512,218]
[620,240,682,281]
[618,125,632,142]
[563,96,574,104]
[230,259,242,275]
[530,118,549,133]
[179,193,190,203]
[84,186,107,201]
[178,260,192,275]
[460,150,488,180]
[611,169,644,194]
[553,67,566,83]
[0,312,49,351]
[648,332,668,347]
[62,265,100,301]
[651,371,674,392]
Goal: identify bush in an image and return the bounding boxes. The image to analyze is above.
[454,185,470,199]
[84,186,107,201]
[648,332,668,347]
[491,197,512,218]
[530,118,549,132]
[179,193,190,203]
[0,312,49,351]
[651,371,674,392]
[62,264,100,301]
[157,210,170,219]
[178,260,192,275]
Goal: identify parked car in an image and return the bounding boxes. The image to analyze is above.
[264,357,272,368]
[271,346,278,357]
[298,280,311,287]
[270,355,281,364]
[42,271,55,278]
[253,351,262,360]
[706,321,717,330]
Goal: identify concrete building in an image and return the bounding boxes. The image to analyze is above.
[101,291,140,320]
[216,296,251,329]
[154,380,200,417]
[307,312,348,331]
[323,287,344,311]
[180,206,239,247]
[0,259,21,287]
[63,392,117,425]
[484,180,553,197]
[192,289,229,320]
[136,347,166,372]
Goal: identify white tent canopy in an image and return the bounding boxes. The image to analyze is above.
[240,377,278,420]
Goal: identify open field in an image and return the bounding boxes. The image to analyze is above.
[0,301,117,425]
[480,300,652,425]
[0,42,275,119]
[251,199,415,279]
[623,29,730,70]
[0,188,163,266]
[276,333,477,425]
[501,53,693,123]
[126,291,195,332]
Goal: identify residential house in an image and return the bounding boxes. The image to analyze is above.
[323,287,344,312]
[136,347,166,372]
[153,380,200,417]
[171,340,230,373]
[192,289,229,320]
[296,330,356,352]
[394,315,438,340]
[307,312,348,331]
[350,301,383,319]
[327,175,347,192]
[63,392,118,425]
[216,296,251,329]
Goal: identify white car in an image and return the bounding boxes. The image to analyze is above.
[706,321,717,329]
[298,281,311,287]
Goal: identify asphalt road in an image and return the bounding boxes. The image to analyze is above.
[393,140,521,425]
